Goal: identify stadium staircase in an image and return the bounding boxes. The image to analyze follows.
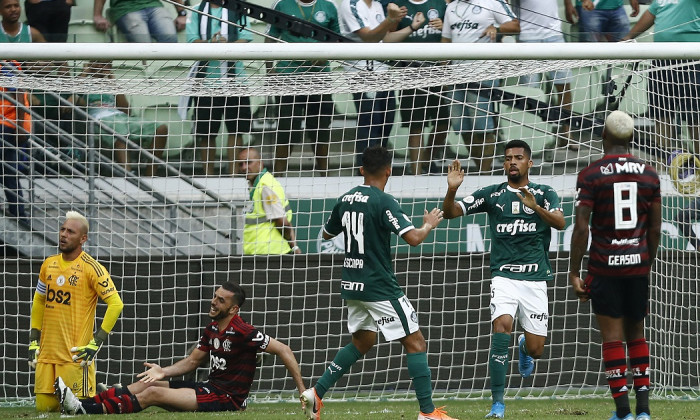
[0,90,240,258]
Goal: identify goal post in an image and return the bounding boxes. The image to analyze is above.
[1,42,699,405]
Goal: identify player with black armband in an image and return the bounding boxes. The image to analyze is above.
[569,111,661,420]
[29,211,123,412]
[54,282,306,415]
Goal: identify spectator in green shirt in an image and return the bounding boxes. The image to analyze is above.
[624,0,700,161]
[265,0,340,176]
[186,0,252,176]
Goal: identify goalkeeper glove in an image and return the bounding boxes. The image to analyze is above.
[71,329,108,367]
[28,340,40,369]
[28,328,40,369]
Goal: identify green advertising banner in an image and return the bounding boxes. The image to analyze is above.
[291,196,698,254]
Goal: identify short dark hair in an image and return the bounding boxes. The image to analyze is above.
[221,282,246,307]
[504,139,532,159]
[362,146,392,175]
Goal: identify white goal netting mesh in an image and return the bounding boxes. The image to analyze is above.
[1,43,699,405]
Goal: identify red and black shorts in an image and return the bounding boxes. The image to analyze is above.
[169,380,245,412]
[584,274,649,321]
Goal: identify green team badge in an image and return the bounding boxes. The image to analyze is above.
[314,11,327,23]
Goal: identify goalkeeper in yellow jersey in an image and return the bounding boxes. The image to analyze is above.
[28,211,123,412]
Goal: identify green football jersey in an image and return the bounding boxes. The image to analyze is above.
[459,182,562,281]
[0,23,32,43]
[324,185,415,301]
[393,0,446,43]
[267,0,340,73]
[649,0,700,42]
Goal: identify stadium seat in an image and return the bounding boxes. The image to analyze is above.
[498,85,555,159]
[140,105,193,159]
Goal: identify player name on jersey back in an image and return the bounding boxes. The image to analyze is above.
[325,185,412,301]
[576,154,661,277]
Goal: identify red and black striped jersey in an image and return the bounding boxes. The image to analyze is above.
[196,315,270,406]
[575,154,661,277]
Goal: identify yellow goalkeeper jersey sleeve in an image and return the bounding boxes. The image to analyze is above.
[36,251,118,364]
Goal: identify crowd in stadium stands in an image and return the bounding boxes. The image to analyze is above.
[338,0,425,173]
[0,0,42,226]
[0,0,698,178]
[564,0,638,42]
[519,0,577,151]
[93,0,187,42]
[623,1,700,164]
[391,0,450,176]
[441,0,519,174]
[265,0,339,175]
[186,0,252,175]
[66,60,169,176]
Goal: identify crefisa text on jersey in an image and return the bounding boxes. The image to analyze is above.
[342,191,370,204]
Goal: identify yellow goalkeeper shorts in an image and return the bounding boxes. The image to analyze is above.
[35,361,96,398]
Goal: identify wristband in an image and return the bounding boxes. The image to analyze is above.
[178,9,187,16]
[290,246,300,253]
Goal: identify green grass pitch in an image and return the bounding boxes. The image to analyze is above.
[2,398,698,419]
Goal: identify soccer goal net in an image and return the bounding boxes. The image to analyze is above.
[1,41,699,405]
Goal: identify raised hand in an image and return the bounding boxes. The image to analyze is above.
[428,18,443,31]
[386,3,407,23]
[447,159,465,191]
[412,12,426,29]
[480,24,498,42]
